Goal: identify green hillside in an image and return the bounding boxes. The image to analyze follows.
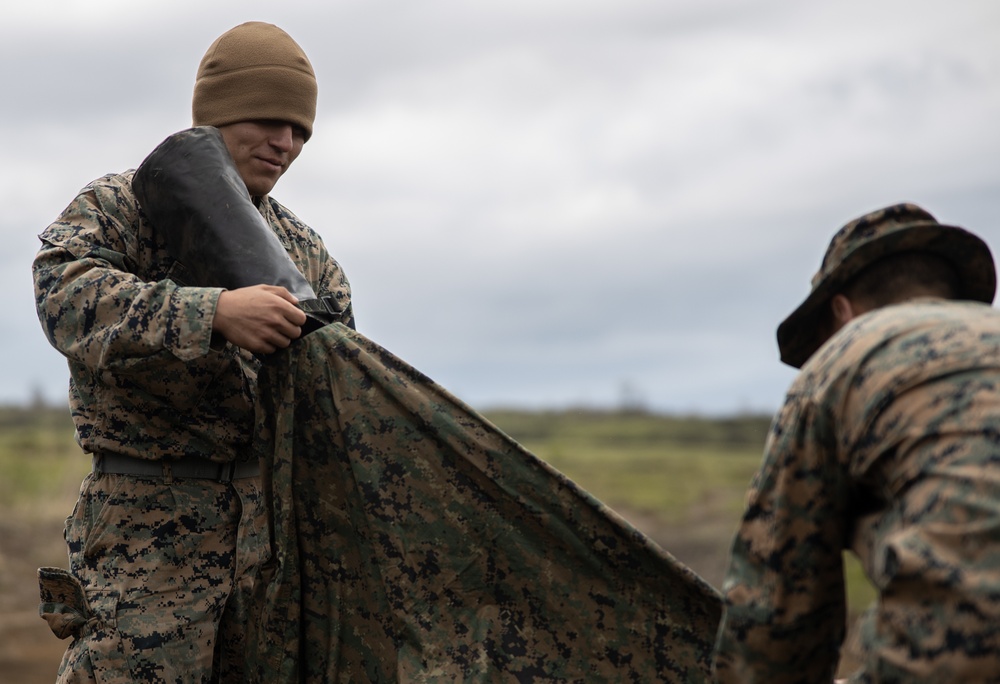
[486,408,768,521]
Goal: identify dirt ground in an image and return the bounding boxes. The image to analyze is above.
[1,515,71,684]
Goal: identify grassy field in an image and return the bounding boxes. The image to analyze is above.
[0,405,92,683]
[486,409,874,608]
[488,408,769,519]
[0,404,872,680]
[0,406,89,510]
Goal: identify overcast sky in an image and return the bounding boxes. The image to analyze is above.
[3,0,998,415]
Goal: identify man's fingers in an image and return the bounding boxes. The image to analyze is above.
[258,287,307,327]
[268,324,302,347]
[213,285,310,352]
[261,284,299,304]
[283,306,307,327]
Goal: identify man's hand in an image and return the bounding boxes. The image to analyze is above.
[213,285,308,354]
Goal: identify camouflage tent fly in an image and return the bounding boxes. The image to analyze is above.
[248,324,722,682]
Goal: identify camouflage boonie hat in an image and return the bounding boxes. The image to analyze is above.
[777,202,996,368]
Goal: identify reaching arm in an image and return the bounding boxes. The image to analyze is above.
[713,393,850,683]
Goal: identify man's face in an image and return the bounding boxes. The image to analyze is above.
[217,120,306,197]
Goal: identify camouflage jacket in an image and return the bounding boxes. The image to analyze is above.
[33,170,353,463]
[713,298,1000,683]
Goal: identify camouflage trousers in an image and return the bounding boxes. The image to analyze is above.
[39,471,269,684]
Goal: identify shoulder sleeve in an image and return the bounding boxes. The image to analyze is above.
[713,382,850,683]
[33,173,223,367]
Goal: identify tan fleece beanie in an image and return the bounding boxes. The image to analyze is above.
[192,22,317,140]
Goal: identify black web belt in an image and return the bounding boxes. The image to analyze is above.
[92,453,260,482]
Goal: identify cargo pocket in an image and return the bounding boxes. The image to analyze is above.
[38,567,96,640]
[39,567,133,683]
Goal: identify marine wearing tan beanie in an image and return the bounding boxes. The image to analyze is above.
[193,22,317,140]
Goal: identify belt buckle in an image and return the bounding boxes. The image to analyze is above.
[218,461,238,483]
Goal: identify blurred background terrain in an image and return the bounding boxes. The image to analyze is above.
[0,403,872,681]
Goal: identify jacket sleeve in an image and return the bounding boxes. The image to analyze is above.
[33,174,225,371]
[712,391,849,683]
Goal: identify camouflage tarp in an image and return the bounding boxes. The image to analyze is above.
[248,322,722,683]
[129,128,723,682]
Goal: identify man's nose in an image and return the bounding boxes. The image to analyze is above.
[268,124,294,151]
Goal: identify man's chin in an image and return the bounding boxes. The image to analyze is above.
[246,180,279,197]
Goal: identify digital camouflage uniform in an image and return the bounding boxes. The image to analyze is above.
[32,169,352,683]
[713,299,1000,683]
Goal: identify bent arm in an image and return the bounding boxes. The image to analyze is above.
[33,175,222,370]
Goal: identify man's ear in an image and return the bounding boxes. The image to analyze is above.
[830,294,857,331]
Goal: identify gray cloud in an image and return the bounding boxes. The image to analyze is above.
[3,0,998,415]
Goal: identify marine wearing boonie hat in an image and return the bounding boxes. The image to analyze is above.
[192,21,317,140]
[776,202,996,368]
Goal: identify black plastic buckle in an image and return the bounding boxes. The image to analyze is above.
[218,461,238,483]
